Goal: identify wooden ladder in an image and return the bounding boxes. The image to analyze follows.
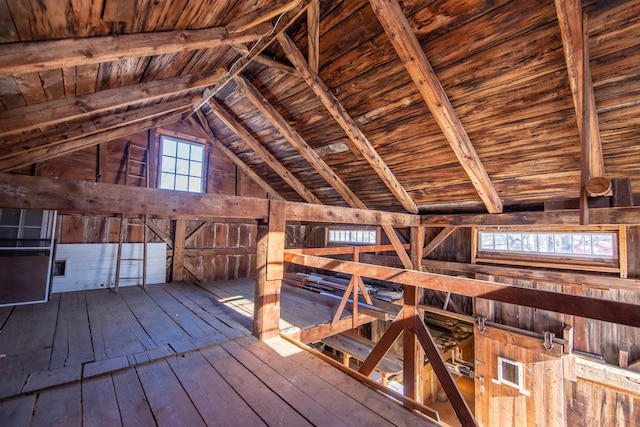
[113,142,149,293]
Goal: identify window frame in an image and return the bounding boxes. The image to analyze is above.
[326,227,379,246]
[473,226,625,275]
[158,132,207,194]
[494,357,530,396]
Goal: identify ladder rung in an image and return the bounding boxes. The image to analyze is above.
[128,145,148,151]
[119,277,144,280]
[121,258,145,261]
[127,173,146,178]
[129,159,147,164]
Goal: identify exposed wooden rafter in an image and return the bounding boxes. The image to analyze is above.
[208,100,322,205]
[0,99,189,171]
[226,0,300,33]
[0,70,225,137]
[277,32,419,214]
[0,25,271,77]
[0,109,184,172]
[231,45,297,75]
[307,0,320,74]
[368,0,502,214]
[555,0,608,225]
[233,74,412,267]
[187,112,285,201]
[193,0,312,112]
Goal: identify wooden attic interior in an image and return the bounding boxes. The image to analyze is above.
[1,0,640,425]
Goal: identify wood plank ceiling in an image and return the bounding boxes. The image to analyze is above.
[0,0,638,214]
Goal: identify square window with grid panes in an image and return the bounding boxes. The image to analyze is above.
[160,136,205,193]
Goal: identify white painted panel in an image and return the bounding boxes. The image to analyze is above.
[52,243,166,293]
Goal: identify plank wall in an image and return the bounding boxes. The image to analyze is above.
[29,121,270,284]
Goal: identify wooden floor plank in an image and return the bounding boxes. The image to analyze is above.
[119,286,191,345]
[269,337,439,426]
[136,359,205,426]
[50,292,94,369]
[0,294,60,356]
[0,394,36,426]
[31,382,81,427]
[163,283,249,339]
[82,375,122,427]
[112,368,156,427]
[214,339,350,427]
[229,337,395,426]
[144,284,215,340]
[200,344,316,427]
[167,351,267,427]
[85,289,157,361]
[0,348,50,399]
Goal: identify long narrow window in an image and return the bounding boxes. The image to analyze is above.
[327,228,377,245]
[478,231,616,258]
[475,227,621,274]
[159,135,205,193]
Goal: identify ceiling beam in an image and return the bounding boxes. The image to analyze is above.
[187,112,285,201]
[421,208,640,227]
[233,74,362,208]
[0,25,271,77]
[0,69,226,137]
[0,173,269,219]
[193,0,312,112]
[227,0,300,33]
[284,252,640,329]
[307,0,320,74]
[208,100,322,205]
[0,98,189,169]
[277,32,418,214]
[233,74,413,268]
[231,45,297,75]
[368,0,502,214]
[555,0,606,180]
[0,109,184,172]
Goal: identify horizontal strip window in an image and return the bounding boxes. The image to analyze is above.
[479,231,616,259]
[475,228,621,274]
[328,228,377,245]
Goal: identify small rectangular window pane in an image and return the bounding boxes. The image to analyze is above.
[555,234,572,254]
[538,234,554,253]
[480,233,494,250]
[188,177,202,192]
[572,234,591,255]
[177,142,191,159]
[176,158,190,175]
[0,209,21,226]
[21,228,41,239]
[161,156,176,173]
[23,210,43,226]
[189,161,203,178]
[163,139,177,156]
[494,233,507,250]
[161,172,175,190]
[175,175,189,191]
[190,145,204,161]
[507,233,522,251]
[0,227,19,239]
[593,235,613,256]
[522,234,537,252]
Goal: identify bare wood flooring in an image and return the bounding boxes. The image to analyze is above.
[0,281,436,426]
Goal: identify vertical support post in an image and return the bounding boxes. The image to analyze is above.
[619,225,628,279]
[254,200,285,340]
[148,129,158,188]
[403,226,425,401]
[172,218,186,282]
